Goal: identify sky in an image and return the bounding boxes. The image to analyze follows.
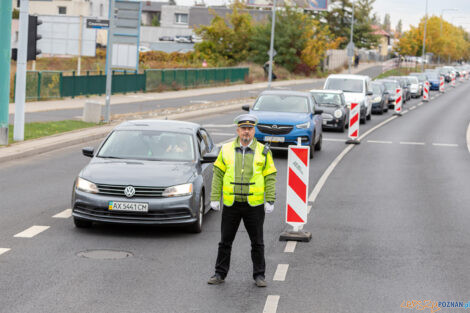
[371,0,470,32]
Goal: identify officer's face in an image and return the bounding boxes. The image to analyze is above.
[237,126,255,146]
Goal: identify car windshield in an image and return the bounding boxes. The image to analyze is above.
[311,93,342,107]
[325,78,364,93]
[427,72,439,79]
[383,82,398,91]
[252,95,310,113]
[407,77,419,84]
[410,74,426,82]
[371,84,382,95]
[98,130,195,161]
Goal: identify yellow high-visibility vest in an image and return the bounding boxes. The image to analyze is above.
[214,141,276,207]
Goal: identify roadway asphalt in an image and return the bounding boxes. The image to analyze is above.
[8,65,384,123]
[1,76,467,313]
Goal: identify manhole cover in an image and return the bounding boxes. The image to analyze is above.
[77,249,133,260]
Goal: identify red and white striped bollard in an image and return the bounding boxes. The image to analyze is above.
[394,88,403,116]
[439,77,445,93]
[423,81,429,101]
[346,102,360,144]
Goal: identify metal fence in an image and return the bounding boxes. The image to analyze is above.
[15,67,249,101]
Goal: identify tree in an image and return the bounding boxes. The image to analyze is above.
[151,14,160,26]
[383,13,391,33]
[396,19,402,37]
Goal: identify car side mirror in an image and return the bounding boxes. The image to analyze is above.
[366,91,373,96]
[201,146,220,164]
[314,109,323,115]
[383,91,389,95]
[82,147,94,158]
[242,105,250,112]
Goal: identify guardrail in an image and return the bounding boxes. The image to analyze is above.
[16,67,249,101]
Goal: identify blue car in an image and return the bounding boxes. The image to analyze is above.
[425,71,441,90]
[242,90,323,159]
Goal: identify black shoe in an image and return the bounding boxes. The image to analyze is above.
[208,274,225,285]
[254,276,267,287]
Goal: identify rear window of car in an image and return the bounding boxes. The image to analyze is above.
[98,130,195,161]
[371,84,382,95]
[252,95,310,113]
[383,82,397,91]
[311,93,342,107]
[325,78,364,93]
[407,77,419,84]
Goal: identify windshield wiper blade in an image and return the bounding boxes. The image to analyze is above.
[98,156,124,159]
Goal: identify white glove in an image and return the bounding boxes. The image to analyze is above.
[210,201,220,211]
[264,202,274,213]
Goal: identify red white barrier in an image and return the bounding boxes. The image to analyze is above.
[452,74,456,87]
[286,145,309,228]
[394,88,402,114]
[423,81,429,101]
[439,77,445,93]
[348,102,360,140]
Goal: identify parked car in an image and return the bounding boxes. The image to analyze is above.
[405,76,420,98]
[323,74,373,124]
[175,35,192,43]
[71,120,218,233]
[389,76,410,103]
[138,46,151,53]
[309,89,349,132]
[376,79,401,109]
[425,71,441,90]
[242,90,323,158]
[409,72,428,96]
[159,36,174,41]
[370,82,390,114]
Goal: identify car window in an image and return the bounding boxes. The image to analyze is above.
[252,95,310,113]
[325,78,364,93]
[98,130,195,161]
[371,84,382,95]
[199,129,213,152]
[311,93,342,107]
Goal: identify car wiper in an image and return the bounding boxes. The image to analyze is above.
[98,156,124,159]
[342,90,360,93]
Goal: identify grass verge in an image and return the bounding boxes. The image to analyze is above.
[6,120,100,144]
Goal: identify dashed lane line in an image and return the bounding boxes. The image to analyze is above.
[367,140,392,144]
[409,106,416,111]
[467,122,470,154]
[306,205,312,214]
[323,138,346,142]
[211,132,235,136]
[217,137,236,146]
[203,124,235,128]
[0,248,10,256]
[273,264,289,281]
[284,241,297,253]
[53,209,72,218]
[263,295,280,313]
[400,141,426,146]
[432,143,459,147]
[417,103,423,106]
[402,110,409,114]
[14,226,50,238]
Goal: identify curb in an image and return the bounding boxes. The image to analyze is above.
[0,101,248,163]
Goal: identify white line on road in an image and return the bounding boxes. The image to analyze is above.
[217,137,236,147]
[307,205,312,214]
[211,132,234,136]
[284,241,297,253]
[417,103,423,106]
[14,226,50,238]
[467,122,470,154]
[402,110,409,114]
[323,138,346,142]
[203,124,235,128]
[400,141,425,145]
[0,248,10,256]
[409,106,416,110]
[432,143,459,147]
[189,100,211,104]
[273,264,289,281]
[53,209,72,218]
[367,140,392,144]
[263,295,280,313]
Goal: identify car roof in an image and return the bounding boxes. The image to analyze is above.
[377,79,399,84]
[309,89,343,94]
[115,119,200,134]
[259,90,312,97]
[326,74,370,80]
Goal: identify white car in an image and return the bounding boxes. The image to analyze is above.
[138,46,151,53]
[405,76,420,98]
[323,74,373,124]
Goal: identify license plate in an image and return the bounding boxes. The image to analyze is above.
[264,136,285,143]
[108,201,148,212]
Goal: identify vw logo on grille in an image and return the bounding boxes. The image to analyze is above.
[272,125,278,129]
[124,186,135,198]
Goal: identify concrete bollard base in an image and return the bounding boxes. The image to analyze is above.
[83,101,102,123]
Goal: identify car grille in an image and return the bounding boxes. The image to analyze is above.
[96,184,166,198]
[257,124,293,135]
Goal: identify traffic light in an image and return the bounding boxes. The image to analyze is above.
[27,15,42,61]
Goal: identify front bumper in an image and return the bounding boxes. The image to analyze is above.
[255,128,312,150]
[72,189,198,225]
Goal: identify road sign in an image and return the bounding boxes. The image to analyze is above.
[267,49,277,57]
[286,145,309,227]
[86,19,109,29]
[347,41,355,57]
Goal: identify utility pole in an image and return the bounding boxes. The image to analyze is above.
[348,1,355,74]
[267,0,277,89]
[0,0,13,145]
[78,15,83,75]
[14,0,30,141]
[104,0,116,123]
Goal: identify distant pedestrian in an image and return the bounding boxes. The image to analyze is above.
[354,54,360,68]
[263,60,277,81]
[207,114,277,288]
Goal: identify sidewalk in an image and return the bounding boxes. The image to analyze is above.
[8,62,379,114]
[1,62,381,163]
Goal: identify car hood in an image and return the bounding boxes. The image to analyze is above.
[317,105,340,114]
[343,92,365,104]
[250,111,310,124]
[80,159,196,187]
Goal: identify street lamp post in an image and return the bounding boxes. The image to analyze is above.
[421,0,428,72]
[348,1,355,74]
[439,9,459,64]
[267,0,277,88]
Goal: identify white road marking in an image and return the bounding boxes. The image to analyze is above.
[263,295,280,313]
[417,103,423,106]
[203,124,235,128]
[402,110,409,114]
[400,141,425,145]
[409,106,416,110]
[189,100,211,104]
[14,226,50,238]
[217,137,236,147]
[211,132,234,136]
[432,143,459,147]
[467,122,470,154]
[323,138,346,142]
[273,264,289,281]
[284,241,297,253]
[0,248,10,256]
[53,209,72,218]
[307,205,312,214]
[367,140,392,144]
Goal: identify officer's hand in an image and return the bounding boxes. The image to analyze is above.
[210,201,221,211]
[264,202,274,213]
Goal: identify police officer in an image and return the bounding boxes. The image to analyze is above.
[207,114,277,287]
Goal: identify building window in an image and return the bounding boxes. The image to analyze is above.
[175,13,188,24]
[58,6,66,14]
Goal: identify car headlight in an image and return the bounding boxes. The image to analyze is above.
[333,109,342,118]
[76,177,99,194]
[373,96,381,103]
[162,183,193,197]
[296,121,310,129]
